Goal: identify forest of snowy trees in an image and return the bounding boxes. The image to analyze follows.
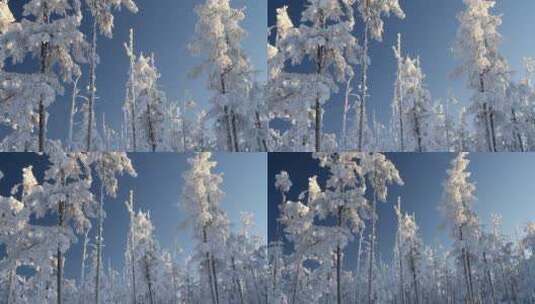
[268,0,535,152]
[2,0,535,152]
[271,153,535,304]
[0,152,269,304]
[0,0,268,152]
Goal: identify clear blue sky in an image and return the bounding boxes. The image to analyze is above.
[268,152,535,266]
[268,0,535,137]
[0,152,267,281]
[5,0,267,141]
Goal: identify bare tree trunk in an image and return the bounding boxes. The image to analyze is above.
[250,266,263,304]
[231,257,245,304]
[231,109,240,152]
[80,229,89,304]
[511,109,524,152]
[290,260,301,304]
[398,84,404,152]
[482,103,493,152]
[480,73,496,152]
[211,254,220,304]
[170,261,179,304]
[368,192,377,304]
[315,96,321,152]
[69,76,80,149]
[483,252,496,304]
[185,273,192,304]
[358,5,370,151]
[255,111,268,152]
[39,4,49,152]
[466,249,475,303]
[460,227,474,304]
[220,73,235,152]
[86,6,98,152]
[203,228,217,304]
[489,109,497,152]
[397,234,405,304]
[336,207,343,304]
[130,95,137,152]
[95,185,104,304]
[342,75,353,150]
[57,200,66,304]
[409,249,419,304]
[315,44,325,152]
[355,229,364,304]
[7,267,14,304]
[144,254,155,304]
[126,29,137,152]
[126,191,137,304]
[413,110,423,152]
[510,274,518,304]
[147,98,157,152]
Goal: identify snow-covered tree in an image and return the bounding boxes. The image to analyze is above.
[181,152,229,304]
[274,0,359,151]
[454,0,510,152]
[440,153,481,304]
[82,0,138,151]
[132,53,167,152]
[391,34,433,152]
[0,0,88,152]
[189,0,256,152]
[353,0,404,151]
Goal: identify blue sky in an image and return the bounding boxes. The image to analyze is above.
[5,0,267,141]
[268,0,535,137]
[0,152,267,281]
[268,152,535,266]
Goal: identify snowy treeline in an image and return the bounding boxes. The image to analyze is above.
[0,0,268,152]
[268,0,535,152]
[270,153,535,304]
[0,152,269,304]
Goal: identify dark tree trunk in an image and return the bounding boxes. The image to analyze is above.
[87,11,98,152]
[231,109,239,152]
[57,200,65,304]
[336,207,343,304]
[203,228,217,304]
[39,4,49,152]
